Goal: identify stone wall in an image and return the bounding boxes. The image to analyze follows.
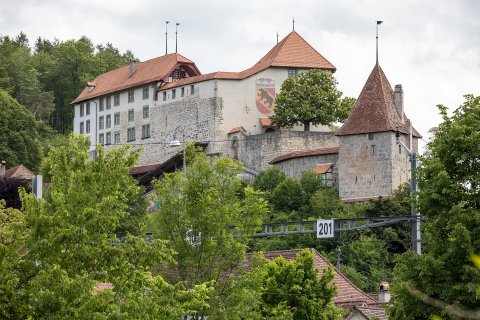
[273,153,339,185]
[104,86,222,167]
[237,131,339,172]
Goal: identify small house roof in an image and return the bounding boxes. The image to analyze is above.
[269,147,339,164]
[313,163,333,174]
[1,164,34,179]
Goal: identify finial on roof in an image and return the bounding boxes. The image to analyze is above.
[376,20,383,65]
[175,23,180,54]
[165,21,170,55]
[292,17,295,31]
[277,31,279,44]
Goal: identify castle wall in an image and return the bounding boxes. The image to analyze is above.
[273,153,339,186]
[237,131,339,173]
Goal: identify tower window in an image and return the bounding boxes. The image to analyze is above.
[190,85,194,95]
[399,145,402,154]
[372,145,376,154]
[288,69,297,77]
[368,133,374,140]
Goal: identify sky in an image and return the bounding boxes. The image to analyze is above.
[1,0,479,152]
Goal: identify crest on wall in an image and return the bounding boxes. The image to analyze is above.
[255,78,275,114]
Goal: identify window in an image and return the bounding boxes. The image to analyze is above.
[163,92,167,101]
[99,99,104,111]
[106,97,111,110]
[114,112,120,125]
[399,145,402,154]
[181,87,185,97]
[128,109,134,122]
[80,121,84,134]
[86,102,90,115]
[143,87,149,100]
[172,70,181,78]
[80,104,84,117]
[128,91,134,103]
[114,131,120,144]
[142,124,151,139]
[143,106,149,119]
[368,133,374,140]
[190,85,194,95]
[99,116,104,130]
[106,114,111,128]
[372,145,376,155]
[86,120,90,134]
[99,133,104,145]
[114,94,120,107]
[106,132,111,145]
[288,69,297,77]
[172,89,176,99]
[155,92,158,101]
[127,127,135,141]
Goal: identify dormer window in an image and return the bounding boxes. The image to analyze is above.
[170,69,186,81]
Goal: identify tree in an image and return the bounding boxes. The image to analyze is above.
[387,95,480,319]
[0,89,42,173]
[269,69,356,131]
[0,177,31,209]
[0,135,210,319]
[261,249,344,320]
[151,151,268,319]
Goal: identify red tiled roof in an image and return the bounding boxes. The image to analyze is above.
[129,163,162,176]
[71,54,200,104]
[160,31,336,91]
[350,306,388,320]
[313,163,333,174]
[335,64,421,137]
[269,147,339,164]
[341,195,392,203]
[260,117,274,127]
[228,126,247,134]
[245,248,379,308]
[1,164,34,179]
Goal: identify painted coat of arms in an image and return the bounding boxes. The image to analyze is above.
[255,78,275,114]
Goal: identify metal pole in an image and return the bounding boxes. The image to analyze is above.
[411,152,421,254]
[165,21,170,55]
[182,132,186,180]
[396,128,421,254]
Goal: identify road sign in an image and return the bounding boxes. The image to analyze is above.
[317,219,334,238]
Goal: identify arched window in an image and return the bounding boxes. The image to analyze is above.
[231,136,239,160]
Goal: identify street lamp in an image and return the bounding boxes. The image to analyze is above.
[170,126,186,179]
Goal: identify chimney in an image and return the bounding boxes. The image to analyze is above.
[129,59,137,78]
[0,160,5,177]
[394,84,404,122]
[378,281,391,304]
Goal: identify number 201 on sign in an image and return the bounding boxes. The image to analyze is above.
[317,219,334,238]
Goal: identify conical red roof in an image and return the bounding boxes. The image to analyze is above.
[335,64,421,137]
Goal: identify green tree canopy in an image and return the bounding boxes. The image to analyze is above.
[387,95,480,319]
[0,89,42,173]
[152,151,270,319]
[0,135,210,319]
[269,69,355,131]
[261,249,343,320]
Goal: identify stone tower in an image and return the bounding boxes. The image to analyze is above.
[335,65,421,201]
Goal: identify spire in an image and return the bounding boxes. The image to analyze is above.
[376,21,383,65]
[335,64,421,138]
[165,21,170,55]
[292,17,295,31]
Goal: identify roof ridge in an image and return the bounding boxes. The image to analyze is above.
[286,31,335,70]
[377,65,394,132]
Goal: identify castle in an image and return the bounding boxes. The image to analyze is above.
[71,31,420,201]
